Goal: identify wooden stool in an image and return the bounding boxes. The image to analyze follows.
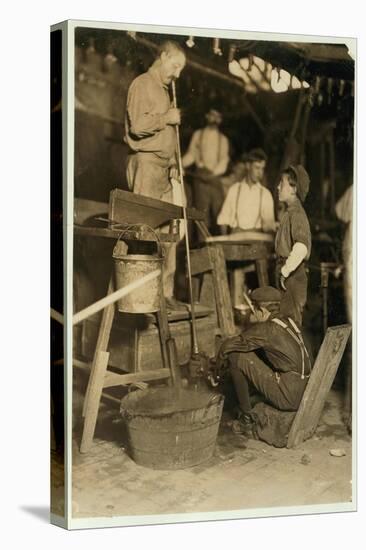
[80,276,177,454]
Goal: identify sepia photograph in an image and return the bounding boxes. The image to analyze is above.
[50,19,355,528]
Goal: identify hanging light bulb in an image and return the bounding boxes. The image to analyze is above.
[314,76,321,94]
[327,78,334,104]
[213,38,222,56]
[186,36,195,48]
[339,79,345,96]
[228,45,236,63]
[86,37,95,54]
[127,31,137,40]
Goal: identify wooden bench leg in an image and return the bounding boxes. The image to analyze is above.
[80,277,115,453]
[256,258,269,287]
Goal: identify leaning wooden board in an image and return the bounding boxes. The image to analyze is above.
[287,324,351,448]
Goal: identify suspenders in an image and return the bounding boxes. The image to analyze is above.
[271,317,311,380]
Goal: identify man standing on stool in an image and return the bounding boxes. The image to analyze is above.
[124,40,186,310]
[276,165,312,326]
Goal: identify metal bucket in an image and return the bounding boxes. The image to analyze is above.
[120,387,224,470]
[112,225,164,313]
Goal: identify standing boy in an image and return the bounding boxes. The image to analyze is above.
[276,165,312,326]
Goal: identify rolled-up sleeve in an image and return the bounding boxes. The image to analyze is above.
[127,79,167,138]
[217,184,236,225]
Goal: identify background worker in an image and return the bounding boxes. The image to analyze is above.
[217,148,276,234]
[217,286,312,438]
[217,148,276,305]
[276,165,312,326]
[124,40,186,310]
[182,108,230,234]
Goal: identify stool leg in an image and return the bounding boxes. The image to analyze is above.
[80,277,115,453]
[80,351,110,453]
[156,297,173,387]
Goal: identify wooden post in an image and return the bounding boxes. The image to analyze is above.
[207,245,237,337]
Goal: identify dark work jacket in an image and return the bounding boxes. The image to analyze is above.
[219,317,313,376]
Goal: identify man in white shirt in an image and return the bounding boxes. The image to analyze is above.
[217,148,276,305]
[217,148,275,233]
[182,108,230,234]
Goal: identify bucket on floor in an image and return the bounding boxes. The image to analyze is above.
[112,225,164,313]
[120,387,224,470]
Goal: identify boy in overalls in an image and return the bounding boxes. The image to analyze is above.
[275,165,311,326]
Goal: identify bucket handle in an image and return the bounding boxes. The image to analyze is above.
[113,223,164,258]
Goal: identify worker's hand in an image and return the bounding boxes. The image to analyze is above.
[169,166,180,180]
[280,274,287,291]
[250,306,271,323]
[165,107,181,125]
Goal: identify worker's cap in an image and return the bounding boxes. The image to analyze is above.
[206,108,223,122]
[245,148,268,163]
[287,164,310,202]
[251,286,282,303]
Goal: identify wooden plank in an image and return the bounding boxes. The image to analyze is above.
[207,245,237,337]
[287,324,351,448]
[104,369,171,388]
[189,247,212,275]
[109,188,204,229]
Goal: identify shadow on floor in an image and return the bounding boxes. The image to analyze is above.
[19,506,50,523]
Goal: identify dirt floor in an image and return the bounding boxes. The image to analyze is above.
[51,388,353,520]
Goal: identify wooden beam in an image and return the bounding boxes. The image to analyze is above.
[104,369,171,388]
[74,225,177,242]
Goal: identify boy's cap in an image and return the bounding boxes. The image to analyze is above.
[251,286,282,303]
[288,164,310,202]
